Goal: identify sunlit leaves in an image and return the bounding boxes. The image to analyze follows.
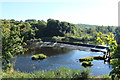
[101,42,105,45]
[96,32,118,54]
[98,32,102,36]
[2,20,26,71]
[96,37,102,43]
[96,32,120,79]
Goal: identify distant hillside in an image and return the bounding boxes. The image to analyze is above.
[76,24,117,27]
[76,24,99,27]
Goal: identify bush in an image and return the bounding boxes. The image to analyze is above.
[82,61,93,67]
[102,74,111,78]
[93,56,104,60]
[52,36,65,41]
[79,57,94,62]
[80,68,92,79]
[110,58,118,64]
[31,54,47,60]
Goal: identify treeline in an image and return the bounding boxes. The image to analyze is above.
[1,19,120,79]
[1,19,116,43]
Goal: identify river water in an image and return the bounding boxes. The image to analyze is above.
[13,47,112,76]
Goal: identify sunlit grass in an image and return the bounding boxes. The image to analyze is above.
[2,67,92,79]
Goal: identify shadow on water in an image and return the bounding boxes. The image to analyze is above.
[21,47,72,57]
[12,47,112,76]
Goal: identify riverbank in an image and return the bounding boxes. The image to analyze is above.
[2,42,113,79]
[2,67,111,79]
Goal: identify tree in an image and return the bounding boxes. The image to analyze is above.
[35,20,47,38]
[115,26,120,44]
[2,22,26,72]
[110,45,120,79]
[19,22,35,41]
[96,32,118,54]
[109,27,120,79]
[96,32,120,79]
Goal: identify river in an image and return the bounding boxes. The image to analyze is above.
[12,46,112,76]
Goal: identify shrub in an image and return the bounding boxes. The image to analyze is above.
[93,56,104,60]
[81,61,93,67]
[80,68,92,79]
[79,57,94,62]
[31,54,47,60]
[52,36,65,41]
[102,74,111,78]
[110,58,118,64]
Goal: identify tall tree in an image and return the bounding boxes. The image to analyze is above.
[2,22,26,72]
[115,26,120,44]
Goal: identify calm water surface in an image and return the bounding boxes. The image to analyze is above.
[13,47,112,76]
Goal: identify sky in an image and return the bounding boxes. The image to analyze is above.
[0,0,120,26]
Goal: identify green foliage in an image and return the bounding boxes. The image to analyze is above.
[110,46,120,79]
[2,20,27,72]
[52,36,65,41]
[43,19,75,37]
[102,74,111,78]
[96,32,118,54]
[115,26,120,44]
[31,54,47,60]
[80,68,92,79]
[79,56,105,67]
[93,56,104,60]
[2,67,91,79]
[1,19,116,43]
[1,19,117,75]
[80,56,105,67]
[95,32,120,79]
[79,57,94,62]
[19,22,36,41]
[110,58,118,64]
[81,61,93,67]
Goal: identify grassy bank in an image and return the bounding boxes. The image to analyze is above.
[2,67,92,79]
[2,67,111,79]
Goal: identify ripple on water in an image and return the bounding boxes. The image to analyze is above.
[13,47,112,75]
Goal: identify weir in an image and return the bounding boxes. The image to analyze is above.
[26,40,112,62]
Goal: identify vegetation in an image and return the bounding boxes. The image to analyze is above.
[115,26,120,44]
[2,67,92,79]
[93,56,104,60]
[79,56,105,61]
[31,54,47,60]
[2,20,27,72]
[109,45,120,79]
[81,61,93,67]
[79,57,94,62]
[95,31,120,79]
[110,58,118,64]
[1,19,116,43]
[96,32,118,54]
[79,56,104,67]
[1,19,120,79]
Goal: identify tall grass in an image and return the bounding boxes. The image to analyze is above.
[2,67,92,79]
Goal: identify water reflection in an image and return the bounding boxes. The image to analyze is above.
[13,47,112,76]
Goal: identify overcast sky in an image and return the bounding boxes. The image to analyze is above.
[0,0,120,26]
